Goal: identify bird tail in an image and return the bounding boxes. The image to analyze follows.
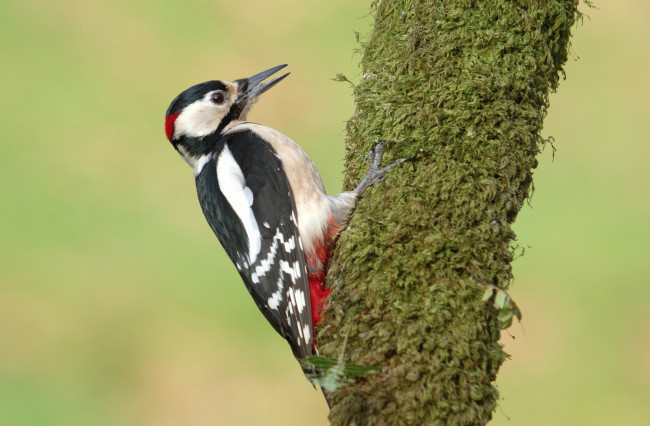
[299,353,331,409]
[321,387,332,408]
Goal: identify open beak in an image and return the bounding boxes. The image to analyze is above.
[238,64,290,103]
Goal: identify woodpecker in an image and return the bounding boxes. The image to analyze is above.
[164,64,404,364]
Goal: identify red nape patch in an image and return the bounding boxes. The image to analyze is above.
[165,111,180,141]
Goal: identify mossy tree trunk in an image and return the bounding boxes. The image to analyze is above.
[318,0,580,424]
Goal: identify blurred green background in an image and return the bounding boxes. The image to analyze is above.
[0,0,647,424]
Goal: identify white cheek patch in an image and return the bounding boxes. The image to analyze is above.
[174,99,226,139]
[216,145,262,263]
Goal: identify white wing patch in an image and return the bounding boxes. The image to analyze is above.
[228,122,330,267]
[216,145,262,263]
[243,187,254,205]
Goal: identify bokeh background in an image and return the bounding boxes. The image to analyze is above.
[1,1,647,424]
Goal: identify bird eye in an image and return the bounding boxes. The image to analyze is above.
[211,91,226,104]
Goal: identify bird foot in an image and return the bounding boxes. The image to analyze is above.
[353,141,409,196]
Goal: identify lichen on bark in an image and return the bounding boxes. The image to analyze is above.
[318,1,580,424]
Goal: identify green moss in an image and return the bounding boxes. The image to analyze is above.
[319,1,579,424]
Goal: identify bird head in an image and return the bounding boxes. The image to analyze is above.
[164,64,289,165]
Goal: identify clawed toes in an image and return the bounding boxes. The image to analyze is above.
[353,142,410,195]
[367,141,386,165]
[375,157,410,175]
[367,148,376,165]
[370,141,387,168]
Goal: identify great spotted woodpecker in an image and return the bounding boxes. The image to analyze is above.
[164,64,404,364]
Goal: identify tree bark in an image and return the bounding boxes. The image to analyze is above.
[318,1,580,424]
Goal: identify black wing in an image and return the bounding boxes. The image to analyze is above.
[195,128,312,359]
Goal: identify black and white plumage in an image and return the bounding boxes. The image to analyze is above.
[195,129,312,358]
[164,65,405,364]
